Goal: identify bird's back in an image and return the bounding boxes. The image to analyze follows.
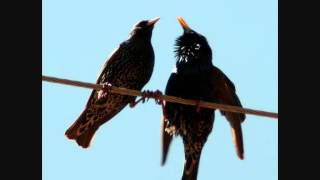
[65,40,155,148]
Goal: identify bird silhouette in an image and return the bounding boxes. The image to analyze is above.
[161,17,245,180]
[65,17,160,148]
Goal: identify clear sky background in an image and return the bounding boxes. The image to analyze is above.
[42,0,278,179]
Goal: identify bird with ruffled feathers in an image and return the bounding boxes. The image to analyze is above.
[161,17,245,180]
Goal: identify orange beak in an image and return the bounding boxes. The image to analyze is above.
[147,17,160,27]
[177,17,191,31]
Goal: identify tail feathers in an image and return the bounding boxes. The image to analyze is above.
[230,120,244,160]
[182,156,201,180]
[182,139,203,180]
[161,117,173,166]
[74,127,98,148]
[65,110,98,148]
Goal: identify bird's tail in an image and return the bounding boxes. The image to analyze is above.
[229,120,244,160]
[181,138,203,180]
[161,117,173,166]
[182,151,202,180]
[65,109,98,148]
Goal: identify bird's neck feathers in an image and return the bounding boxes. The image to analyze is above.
[175,43,212,69]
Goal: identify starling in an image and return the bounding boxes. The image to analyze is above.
[161,17,246,180]
[65,17,160,148]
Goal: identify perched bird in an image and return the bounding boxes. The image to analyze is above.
[161,17,246,180]
[65,17,160,148]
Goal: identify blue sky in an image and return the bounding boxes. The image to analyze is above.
[42,0,278,179]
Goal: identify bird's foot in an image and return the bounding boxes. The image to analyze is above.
[129,89,164,107]
[150,89,168,126]
[152,90,164,105]
[97,82,112,100]
[129,90,151,108]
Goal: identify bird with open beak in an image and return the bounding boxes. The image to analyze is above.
[161,17,246,180]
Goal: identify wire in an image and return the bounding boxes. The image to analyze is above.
[42,75,278,119]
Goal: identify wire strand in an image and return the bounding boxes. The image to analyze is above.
[42,75,278,119]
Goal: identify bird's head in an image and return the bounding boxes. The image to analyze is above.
[129,17,160,40]
[175,17,212,65]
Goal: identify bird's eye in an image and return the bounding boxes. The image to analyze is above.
[194,43,201,50]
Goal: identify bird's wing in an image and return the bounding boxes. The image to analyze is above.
[161,72,180,165]
[212,66,245,159]
[65,45,124,147]
[160,103,172,166]
[84,45,123,107]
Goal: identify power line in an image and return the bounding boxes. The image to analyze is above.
[42,75,278,119]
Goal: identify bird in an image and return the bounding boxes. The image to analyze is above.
[160,17,246,180]
[65,17,160,148]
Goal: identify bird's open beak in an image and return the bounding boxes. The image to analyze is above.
[177,17,191,31]
[147,17,160,27]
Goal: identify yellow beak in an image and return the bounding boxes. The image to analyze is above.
[177,17,191,31]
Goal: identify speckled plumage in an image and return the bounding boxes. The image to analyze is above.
[161,18,245,180]
[65,18,159,148]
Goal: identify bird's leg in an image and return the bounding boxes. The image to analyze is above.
[150,90,168,123]
[152,90,163,104]
[130,89,168,136]
[97,82,113,100]
[129,90,150,108]
[129,90,165,110]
